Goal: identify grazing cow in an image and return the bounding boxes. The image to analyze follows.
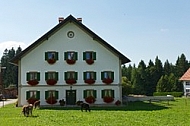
[22,104,33,117]
[81,103,90,112]
[33,100,40,109]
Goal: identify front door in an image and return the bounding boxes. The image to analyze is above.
[66,90,76,105]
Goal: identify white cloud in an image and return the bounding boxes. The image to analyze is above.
[0,41,28,57]
[160,28,169,32]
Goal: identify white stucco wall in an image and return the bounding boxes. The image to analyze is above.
[19,22,122,106]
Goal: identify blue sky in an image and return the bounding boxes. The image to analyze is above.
[0,0,190,65]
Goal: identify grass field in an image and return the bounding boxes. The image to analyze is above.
[0,98,190,126]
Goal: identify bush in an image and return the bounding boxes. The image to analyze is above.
[153,92,183,97]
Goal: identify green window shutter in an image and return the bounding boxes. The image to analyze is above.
[75,52,78,60]
[26,91,30,100]
[55,72,58,80]
[45,72,48,80]
[101,72,104,80]
[93,52,96,60]
[45,52,48,60]
[94,72,96,80]
[26,73,30,81]
[83,90,87,98]
[64,72,67,80]
[45,91,49,99]
[111,72,114,80]
[111,90,114,98]
[101,90,105,98]
[93,90,97,98]
[83,72,86,80]
[55,52,58,60]
[36,91,40,99]
[83,52,86,60]
[37,72,40,81]
[64,52,67,60]
[75,72,78,80]
[55,91,58,99]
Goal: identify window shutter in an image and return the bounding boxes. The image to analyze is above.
[111,90,114,98]
[101,90,105,98]
[83,72,86,80]
[93,52,96,60]
[83,90,87,98]
[75,72,78,80]
[64,52,67,60]
[45,72,48,80]
[111,72,114,80]
[45,91,49,99]
[55,72,58,80]
[101,72,104,80]
[37,72,40,81]
[55,52,58,60]
[64,72,67,80]
[93,90,97,98]
[26,72,30,81]
[36,91,40,99]
[94,72,96,80]
[55,91,58,99]
[83,52,86,60]
[26,91,30,100]
[75,52,78,60]
[45,52,48,60]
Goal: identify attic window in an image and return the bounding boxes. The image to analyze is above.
[83,51,96,65]
[45,51,58,64]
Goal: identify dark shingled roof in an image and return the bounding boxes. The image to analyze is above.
[10,15,131,65]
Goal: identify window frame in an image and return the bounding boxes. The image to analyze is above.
[64,71,78,80]
[83,51,96,60]
[26,72,40,81]
[101,89,114,98]
[45,71,58,80]
[45,51,59,60]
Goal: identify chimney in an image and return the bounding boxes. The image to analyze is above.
[58,17,64,23]
[77,18,82,23]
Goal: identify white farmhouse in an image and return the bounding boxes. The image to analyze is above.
[10,15,130,106]
[179,68,190,96]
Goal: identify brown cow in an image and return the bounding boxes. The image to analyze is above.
[22,104,33,117]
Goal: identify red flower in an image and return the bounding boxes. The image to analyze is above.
[27,97,38,104]
[46,97,57,104]
[86,59,94,65]
[65,79,76,84]
[27,80,39,86]
[103,96,114,103]
[47,59,56,64]
[115,100,121,106]
[66,59,76,64]
[102,78,113,84]
[46,79,57,85]
[85,96,96,104]
[85,79,95,84]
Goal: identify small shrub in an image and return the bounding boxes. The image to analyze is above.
[153,92,183,97]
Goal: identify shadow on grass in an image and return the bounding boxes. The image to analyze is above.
[39,101,169,111]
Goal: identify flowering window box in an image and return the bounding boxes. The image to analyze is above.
[102,78,113,84]
[65,79,76,84]
[103,96,114,103]
[85,96,96,104]
[85,59,94,65]
[46,79,57,85]
[27,97,39,104]
[115,100,121,106]
[66,59,76,64]
[47,59,56,64]
[46,97,57,104]
[84,79,95,84]
[27,80,39,86]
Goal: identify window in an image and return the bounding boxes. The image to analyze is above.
[64,71,78,84]
[26,72,40,81]
[84,71,96,84]
[64,51,78,64]
[26,90,40,104]
[45,90,58,104]
[45,51,58,64]
[45,72,58,85]
[83,89,96,104]
[101,71,114,84]
[83,51,96,64]
[102,89,114,98]
[186,82,190,86]
[186,89,190,93]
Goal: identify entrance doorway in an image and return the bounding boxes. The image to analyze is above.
[66,90,76,105]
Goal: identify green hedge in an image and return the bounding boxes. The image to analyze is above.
[153,92,183,97]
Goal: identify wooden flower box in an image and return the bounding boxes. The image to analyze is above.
[27,80,39,86]
[102,78,113,84]
[27,97,38,104]
[46,79,57,85]
[46,97,57,104]
[84,79,95,84]
[66,59,76,64]
[47,59,56,64]
[103,96,114,103]
[115,100,121,106]
[85,96,96,104]
[65,79,76,84]
[86,59,94,65]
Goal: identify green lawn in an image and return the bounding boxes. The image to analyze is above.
[0,98,190,126]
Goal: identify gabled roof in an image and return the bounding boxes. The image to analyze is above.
[10,15,130,65]
[179,68,190,81]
